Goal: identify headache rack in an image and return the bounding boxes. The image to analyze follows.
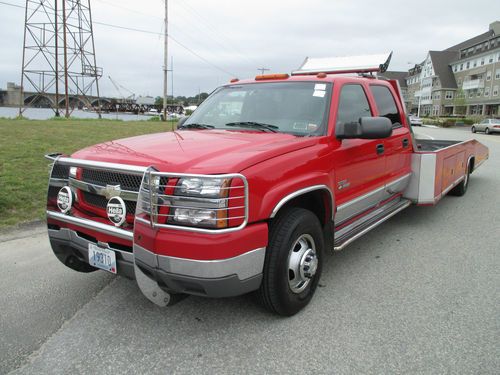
[292,51,393,76]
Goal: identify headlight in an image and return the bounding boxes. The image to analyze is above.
[168,178,230,228]
[177,177,228,197]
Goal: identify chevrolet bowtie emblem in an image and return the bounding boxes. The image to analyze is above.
[104,184,121,199]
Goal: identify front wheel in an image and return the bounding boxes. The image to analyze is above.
[471,126,476,133]
[485,127,490,134]
[256,207,324,316]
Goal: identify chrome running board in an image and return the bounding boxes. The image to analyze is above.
[333,198,411,251]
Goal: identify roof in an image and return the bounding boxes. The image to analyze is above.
[429,50,459,89]
[445,31,493,52]
[380,71,408,88]
[231,74,393,87]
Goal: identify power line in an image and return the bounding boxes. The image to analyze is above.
[93,0,256,72]
[175,0,260,67]
[0,0,237,77]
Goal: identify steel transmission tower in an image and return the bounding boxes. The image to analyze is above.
[19,0,102,118]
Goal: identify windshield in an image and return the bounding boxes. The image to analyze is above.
[184,82,332,136]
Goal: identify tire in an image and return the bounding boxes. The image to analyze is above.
[471,126,476,133]
[256,207,324,316]
[485,127,490,134]
[449,160,471,196]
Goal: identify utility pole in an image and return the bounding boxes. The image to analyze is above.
[54,0,59,117]
[62,0,69,118]
[257,67,270,75]
[171,56,174,103]
[162,0,169,121]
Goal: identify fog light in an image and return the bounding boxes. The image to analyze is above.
[57,186,73,214]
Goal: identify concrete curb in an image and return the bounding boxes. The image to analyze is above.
[0,219,46,243]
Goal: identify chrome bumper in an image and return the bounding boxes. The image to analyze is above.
[47,210,265,298]
[133,244,265,298]
[47,210,133,241]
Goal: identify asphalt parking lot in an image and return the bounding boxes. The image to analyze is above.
[1,126,499,374]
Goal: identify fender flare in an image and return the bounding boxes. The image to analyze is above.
[269,185,335,220]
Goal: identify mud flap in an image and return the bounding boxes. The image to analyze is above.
[134,263,172,307]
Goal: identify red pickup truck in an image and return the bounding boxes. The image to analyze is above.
[46,54,488,316]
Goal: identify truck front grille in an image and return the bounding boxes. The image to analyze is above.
[81,169,143,192]
[82,191,137,216]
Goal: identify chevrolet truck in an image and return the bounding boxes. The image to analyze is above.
[46,53,489,316]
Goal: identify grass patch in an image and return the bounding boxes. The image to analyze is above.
[0,118,175,228]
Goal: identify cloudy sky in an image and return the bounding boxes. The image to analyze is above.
[0,0,499,97]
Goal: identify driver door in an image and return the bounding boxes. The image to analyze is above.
[334,83,386,225]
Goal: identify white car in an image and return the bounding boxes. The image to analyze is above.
[471,118,500,134]
[409,115,423,126]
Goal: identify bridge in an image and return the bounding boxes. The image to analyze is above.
[1,82,117,108]
[0,82,184,114]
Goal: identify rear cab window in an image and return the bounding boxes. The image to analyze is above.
[369,85,402,128]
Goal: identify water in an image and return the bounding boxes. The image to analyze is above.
[0,107,155,121]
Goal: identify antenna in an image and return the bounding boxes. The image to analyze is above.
[257,67,271,75]
[19,0,102,118]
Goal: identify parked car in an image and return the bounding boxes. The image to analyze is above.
[409,114,423,126]
[44,54,489,316]
[471,118,500,134]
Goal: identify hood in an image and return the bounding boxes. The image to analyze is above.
[71,129,318,173]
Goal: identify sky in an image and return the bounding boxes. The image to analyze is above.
[0,0,499,98]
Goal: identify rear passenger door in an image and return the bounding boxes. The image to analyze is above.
[334,84,387,225]
[369,84,412,199]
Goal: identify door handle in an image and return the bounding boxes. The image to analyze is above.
[402,138,409,148]
[376,144,384,155]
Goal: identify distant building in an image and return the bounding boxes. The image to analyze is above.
[387,20,500,117]
[381,71,409,109]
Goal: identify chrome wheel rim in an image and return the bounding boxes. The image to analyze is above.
[287,234,318,294]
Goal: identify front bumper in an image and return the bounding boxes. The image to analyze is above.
[47,210,267,298]
[133,244,264,298]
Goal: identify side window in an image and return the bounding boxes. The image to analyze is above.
[370,85,402,127]
[336,84,372,125]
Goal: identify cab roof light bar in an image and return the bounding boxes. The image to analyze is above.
[255,73,290,81]
[291,51,393,76]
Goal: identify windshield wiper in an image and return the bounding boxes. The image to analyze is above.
[178,123,215,130]
[225,121,279,133]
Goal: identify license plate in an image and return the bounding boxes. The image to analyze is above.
[88,244,117,274]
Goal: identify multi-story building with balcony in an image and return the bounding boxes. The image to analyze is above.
[389,21,500,117]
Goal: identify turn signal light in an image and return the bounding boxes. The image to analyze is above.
[255,73,289,81]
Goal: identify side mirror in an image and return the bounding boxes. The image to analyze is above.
[176,116,189,128]
[336,116,393,140]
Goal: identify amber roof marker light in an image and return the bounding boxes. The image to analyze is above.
[230,78,239,83]
[255,73,290,81]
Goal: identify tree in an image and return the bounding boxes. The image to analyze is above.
[453,89,467,115]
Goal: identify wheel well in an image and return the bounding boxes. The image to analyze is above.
[272,190,332,227]
[468,156,475,173]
